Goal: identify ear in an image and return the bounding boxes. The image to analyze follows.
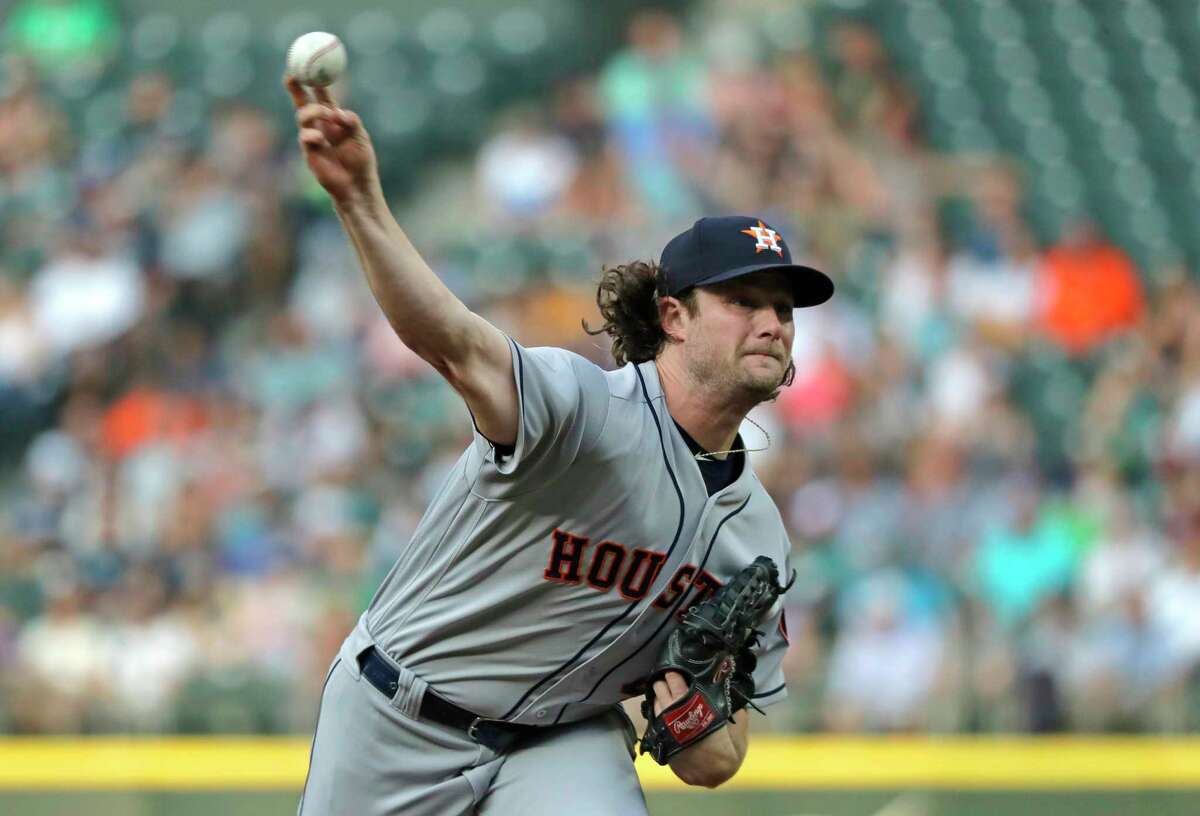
[658,296,688,343]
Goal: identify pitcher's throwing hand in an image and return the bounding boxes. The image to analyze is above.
[284,76,376,204]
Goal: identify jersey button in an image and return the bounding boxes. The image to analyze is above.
[535,709,547,719]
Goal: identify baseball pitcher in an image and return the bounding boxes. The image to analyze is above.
[287,76,833,815]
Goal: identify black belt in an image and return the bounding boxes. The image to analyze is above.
[357,646,538,753]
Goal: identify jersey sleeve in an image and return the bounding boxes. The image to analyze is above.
[747,597,789,709]
[747,547,792,710]
[467,338,610,496]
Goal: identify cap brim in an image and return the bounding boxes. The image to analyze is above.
[692,262,835,308]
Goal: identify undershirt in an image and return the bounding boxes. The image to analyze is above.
[673,421,744,496]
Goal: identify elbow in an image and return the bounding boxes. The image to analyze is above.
[403,332,455,374]
[423,349,457,380]
[408,318,486,384]
[413,340,470,390]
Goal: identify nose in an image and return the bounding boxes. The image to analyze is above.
[755,307,784,340]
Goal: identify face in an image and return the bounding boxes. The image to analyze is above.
[675,271,796,403]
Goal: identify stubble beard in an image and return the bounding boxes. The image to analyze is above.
[743,359,790,404]
[685,342,790,409]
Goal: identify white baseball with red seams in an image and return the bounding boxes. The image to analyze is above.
[286,32,347,87]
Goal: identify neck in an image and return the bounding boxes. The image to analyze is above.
[654,355,753,459]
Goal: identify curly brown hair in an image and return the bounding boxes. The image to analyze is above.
[582,261,696,365]
[582,261,797,389]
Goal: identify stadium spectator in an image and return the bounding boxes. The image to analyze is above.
[824,571,947,732]
[476,107,580,220]
[0,5,1197,739]
[598,10,711,217]
[1149,526,1200,682]
[974,480,1077,629]
[1077,498,1165,618]
[1037,221,1145,356]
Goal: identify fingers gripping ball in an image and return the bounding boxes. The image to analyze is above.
[639,556,792,765]
[286,32,347,87]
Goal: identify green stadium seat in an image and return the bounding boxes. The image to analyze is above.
[129,12,184,66]
[200,11,254,59]
[977,0,1026,43]
[270,11,329,55]
[417,7,476,56]
[904,1,954,43]
[993,40,1039,83]
[345,9,404,57]
[1049,0,1097,41]
[870,0,1200,268]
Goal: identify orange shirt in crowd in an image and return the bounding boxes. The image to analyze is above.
[101,387,208,459]
[1037,239,1144,355]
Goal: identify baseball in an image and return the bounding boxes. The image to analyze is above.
[286,31,347,87]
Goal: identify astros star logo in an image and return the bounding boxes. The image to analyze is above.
[740,220,784,256]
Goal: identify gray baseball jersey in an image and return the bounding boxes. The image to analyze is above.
[344,337,792,726]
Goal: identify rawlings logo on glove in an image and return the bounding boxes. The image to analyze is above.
[665,694,716,744]
[637,556,791,765]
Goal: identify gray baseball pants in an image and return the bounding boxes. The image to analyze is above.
[297,647,649,815]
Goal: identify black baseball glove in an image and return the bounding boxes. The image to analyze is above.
[638,556,791,765]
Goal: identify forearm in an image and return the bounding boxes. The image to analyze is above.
[286,77,516,441]
[333,185,487,368]
[667,714,749,788]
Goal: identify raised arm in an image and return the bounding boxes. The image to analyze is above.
[285,78,518,445]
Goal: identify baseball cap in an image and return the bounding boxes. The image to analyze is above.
[658,215,834,307]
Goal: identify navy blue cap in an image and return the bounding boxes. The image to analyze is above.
[659,216,834,307]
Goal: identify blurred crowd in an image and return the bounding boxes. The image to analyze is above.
[1,0,1199,735]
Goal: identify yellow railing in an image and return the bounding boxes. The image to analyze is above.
[2,736,1200,790]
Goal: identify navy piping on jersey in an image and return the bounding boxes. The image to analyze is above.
[752,682,786,699]
[552,492,752,724]
[516,340,524,404]
[479,341,526,461]
[500,362,687,722]
[508,340,524,459]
